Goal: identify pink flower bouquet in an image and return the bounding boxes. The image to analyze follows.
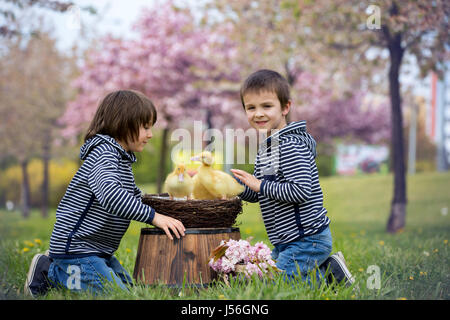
[209,239,280,280]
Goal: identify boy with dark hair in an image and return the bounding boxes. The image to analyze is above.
[24,90,185,297]
[231,69,354,286]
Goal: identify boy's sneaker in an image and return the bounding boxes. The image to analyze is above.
[320,251,355,287]
[24,253,52,298]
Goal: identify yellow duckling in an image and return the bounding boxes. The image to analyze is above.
[192,173,216,200]
[190,151,244,200]
[164,163,193,200]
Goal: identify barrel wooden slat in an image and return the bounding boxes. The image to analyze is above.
[133,227,241,286]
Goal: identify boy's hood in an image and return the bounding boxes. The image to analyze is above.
[80,134,136,162]
[264,120,317,158]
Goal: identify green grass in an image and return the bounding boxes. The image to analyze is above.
[0,171,449,300]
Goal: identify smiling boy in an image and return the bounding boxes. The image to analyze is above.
[231,69,354,286]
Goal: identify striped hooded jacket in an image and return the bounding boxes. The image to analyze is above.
[49,134,155,258]
[239,121,330,246]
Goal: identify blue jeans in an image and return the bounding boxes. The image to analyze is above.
[48,255,133,294]
[271,226,332,284]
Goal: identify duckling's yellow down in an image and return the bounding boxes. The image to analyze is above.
[191,152,244,200]
[164,163,193,199]
[192,174,216,200]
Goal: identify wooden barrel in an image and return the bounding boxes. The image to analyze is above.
[133,227,241,287]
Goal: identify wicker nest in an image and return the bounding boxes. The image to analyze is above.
[142,193,243,228]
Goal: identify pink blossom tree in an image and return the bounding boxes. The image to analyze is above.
[290,70,390,145]
[60,1,241,191]
[199,0,391,145]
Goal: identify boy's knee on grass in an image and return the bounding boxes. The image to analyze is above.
[47,255,133,295]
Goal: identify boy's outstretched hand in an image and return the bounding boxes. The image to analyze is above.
[230,169,261,193]
[151,212,186,240]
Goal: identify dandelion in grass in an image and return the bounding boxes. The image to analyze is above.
[444,239,448,245]
[409,276,414,280]
[24,240,34,248]
[397,297,407,300]
[34,239,42,245]
[126,248,132,253]
[378,240,385,246]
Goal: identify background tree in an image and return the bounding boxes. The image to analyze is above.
[0,31,75,217]
[291,70,390,144]
[0,0,97,38]
[200,0,391,158]
[290,0,449,233]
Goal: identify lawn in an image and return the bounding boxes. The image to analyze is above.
[0,171,449,300]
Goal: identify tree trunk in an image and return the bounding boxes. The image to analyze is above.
[205,109,213,147]
[156,127,170,194]
[41,131,51,218]
[20,159,31,218]
[284,62,298,124]
[386,32,407,233]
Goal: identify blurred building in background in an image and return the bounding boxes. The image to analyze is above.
[335,144,389,175]
[428,63,450,171]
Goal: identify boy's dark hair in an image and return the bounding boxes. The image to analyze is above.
[240,69,291,109]
[85,90,157,143]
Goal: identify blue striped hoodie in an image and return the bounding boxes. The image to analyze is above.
[239,121,330,245]
[49,134,155,258]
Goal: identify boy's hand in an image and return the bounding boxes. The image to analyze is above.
[151,212,186,240]
[230,169,261,193]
